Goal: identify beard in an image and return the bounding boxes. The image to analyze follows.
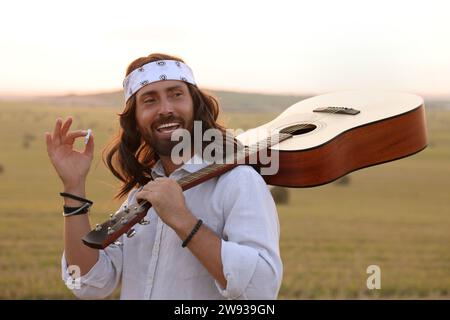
[149,136,179,157]
[140,115,194,157]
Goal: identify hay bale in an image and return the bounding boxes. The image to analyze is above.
[23,133,36,141]
[269,186,289,204]
[335,175,351,186]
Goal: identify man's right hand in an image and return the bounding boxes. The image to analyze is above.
[45,117,94,192]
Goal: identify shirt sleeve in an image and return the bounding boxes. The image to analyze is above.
[61,243,123,299]
[61,191,137,299]
[214,166,283,299]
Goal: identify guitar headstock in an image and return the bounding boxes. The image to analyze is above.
[82,202,151,249]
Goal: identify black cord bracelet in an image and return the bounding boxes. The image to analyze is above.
[63,204,90,216]
[59,192,93,205]
[60,192,93,217]
[182,219,203,248]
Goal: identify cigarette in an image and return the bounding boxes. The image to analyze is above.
[84,129,92,145]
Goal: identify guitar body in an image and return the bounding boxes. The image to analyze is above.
[236,91,428,187]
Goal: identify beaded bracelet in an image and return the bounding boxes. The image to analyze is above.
[182,219,203,248]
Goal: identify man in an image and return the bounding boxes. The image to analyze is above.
[45,53,282,299]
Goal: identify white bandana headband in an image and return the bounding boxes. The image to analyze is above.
[123,60,197,102]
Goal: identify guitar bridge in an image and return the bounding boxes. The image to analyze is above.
[313,107,360,115]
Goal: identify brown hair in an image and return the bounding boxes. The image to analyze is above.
[103,53,230,199]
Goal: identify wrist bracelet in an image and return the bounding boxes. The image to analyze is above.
[182,219,203,248]
[60,192,93,205]
[60,192,93,217]
[62,202,91,217]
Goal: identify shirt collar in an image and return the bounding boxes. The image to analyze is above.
[151,153,212,178]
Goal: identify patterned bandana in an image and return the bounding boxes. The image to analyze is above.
[123,60,197,102]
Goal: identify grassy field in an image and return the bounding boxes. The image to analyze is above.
[0,101,449,299]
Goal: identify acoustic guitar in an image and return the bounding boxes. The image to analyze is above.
[82,91,427,249]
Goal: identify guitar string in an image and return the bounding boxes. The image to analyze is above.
[109,107,346,230]
[122,109,340,218]
[176,107,346,186]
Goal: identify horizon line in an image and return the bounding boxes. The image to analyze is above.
[0,87,449,101]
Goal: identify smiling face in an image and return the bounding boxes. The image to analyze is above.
[135,80,195,157]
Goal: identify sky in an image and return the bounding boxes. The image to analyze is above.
[1,0,449,98]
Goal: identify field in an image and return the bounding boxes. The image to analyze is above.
[0,100,449,299]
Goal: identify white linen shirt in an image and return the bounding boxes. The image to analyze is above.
[61,155,283,299]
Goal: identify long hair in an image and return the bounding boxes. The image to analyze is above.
[103,53,230,199]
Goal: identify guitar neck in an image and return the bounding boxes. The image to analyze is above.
[82,132,292,249]
[177,132,292,190]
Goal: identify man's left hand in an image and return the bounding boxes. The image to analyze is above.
[135,177,192,229]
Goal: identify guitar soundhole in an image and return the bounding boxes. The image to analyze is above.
[280,123,317,136]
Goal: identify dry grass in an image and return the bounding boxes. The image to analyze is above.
[0,101,449,299]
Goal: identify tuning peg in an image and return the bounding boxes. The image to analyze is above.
[126,229,136,238]
[139,219,150,225]
[107,227,114,235]
[109,214,117,223]
[95,224,102,231]
[120,217,128,225]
